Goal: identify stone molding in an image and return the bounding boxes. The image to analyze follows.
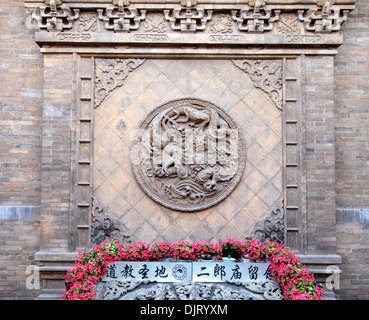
[24,1,355,47]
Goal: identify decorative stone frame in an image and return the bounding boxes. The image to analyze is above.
[73,54,304,251]
[27,0,355,299]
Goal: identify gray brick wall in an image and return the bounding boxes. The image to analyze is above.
[335,0,369,300]
[0,0,42,299]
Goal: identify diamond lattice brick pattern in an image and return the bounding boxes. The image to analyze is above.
[93,59,283,243]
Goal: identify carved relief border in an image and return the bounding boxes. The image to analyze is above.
[282,57,306,254]
[73,55,305,253]
[74,55,95,249]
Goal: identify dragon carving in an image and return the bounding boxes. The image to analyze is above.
[130,97,246,212]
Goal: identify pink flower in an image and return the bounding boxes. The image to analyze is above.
[63,239,324,300]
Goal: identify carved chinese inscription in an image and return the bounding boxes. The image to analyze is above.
[130,98,246,212]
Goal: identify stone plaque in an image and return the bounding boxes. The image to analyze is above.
[102,261,192,283]
[130,97,246,212]
[101,261,271,283]
[192,261,271,283]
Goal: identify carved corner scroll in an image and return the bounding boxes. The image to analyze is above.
[91,197,134,247]
[94,58,145,107]
[248,206,285,244]
[232,59,283,110]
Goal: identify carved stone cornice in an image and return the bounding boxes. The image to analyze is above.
[24,0,356,41]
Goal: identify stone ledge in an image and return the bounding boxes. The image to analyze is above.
[299,254,342,265]
[35,289,65,300]
[34,251,79,262]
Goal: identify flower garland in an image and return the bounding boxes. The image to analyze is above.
[62,238,324,300]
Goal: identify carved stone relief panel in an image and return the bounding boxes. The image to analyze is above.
[92,59,284,244]
[130,97,247,212]
[99,280,283,300]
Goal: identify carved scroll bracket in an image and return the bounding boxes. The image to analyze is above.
[91,196,134,247]
[97,6,146,33]
[164,2,213,32]
[232,59,283,110]
[27,4,80,32]
[298,1,350,33]
[247,206,285,244]
[231,7,280,33]
[94,58,145,107]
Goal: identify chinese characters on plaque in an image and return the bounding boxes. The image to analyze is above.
[102,261,272,283]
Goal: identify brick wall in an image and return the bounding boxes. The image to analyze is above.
[335,0,369,209]
[39,53,74,252]
[0,209,41,299]
[334,0,369,300]
[0,0,42,206]
[305,55,337,255]
[335,210,369,299]
[0,0,42,299]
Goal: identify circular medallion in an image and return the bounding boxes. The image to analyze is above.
[130,97,246,212]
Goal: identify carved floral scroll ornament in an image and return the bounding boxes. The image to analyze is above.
[232,59,283,110]
[130,97,246,212]
[248,206,285,244]
[91,197,134,247]
[94,58,145,107]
